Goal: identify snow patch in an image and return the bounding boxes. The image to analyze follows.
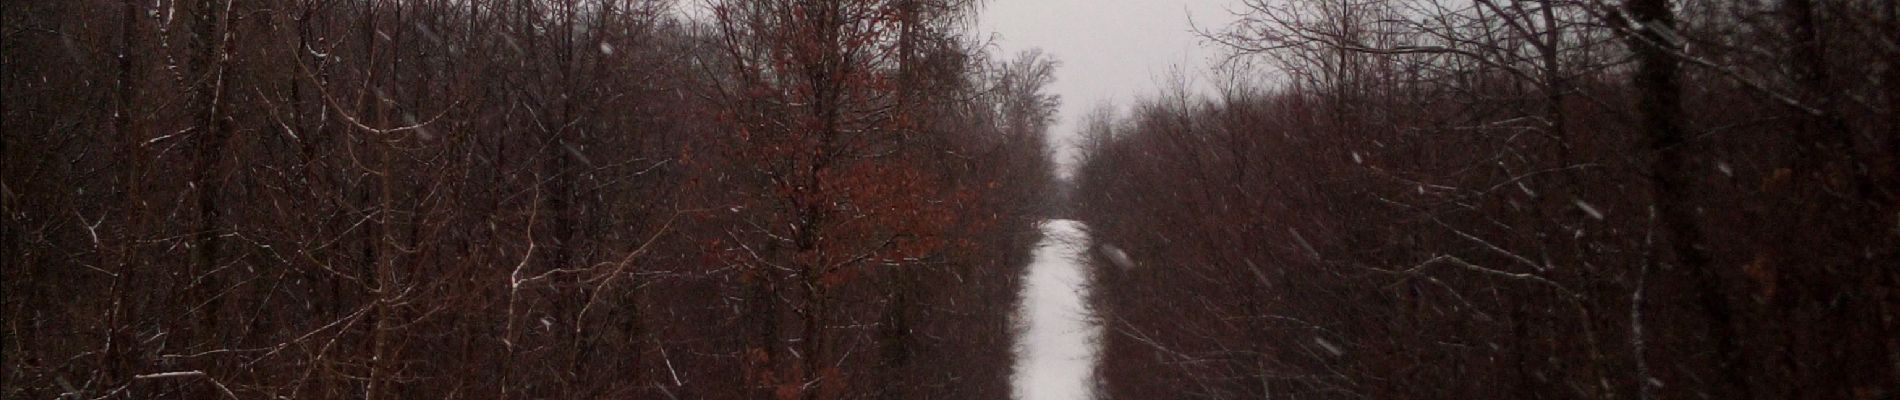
[1097,243,1135,271]
[1012,219,1102,400]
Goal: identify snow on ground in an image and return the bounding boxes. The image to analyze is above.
[1012,219,1102,400]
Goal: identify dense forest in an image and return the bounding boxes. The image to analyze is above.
[3,0,1060,398]
[7,0,1898,399]
[1076,0,1897,399]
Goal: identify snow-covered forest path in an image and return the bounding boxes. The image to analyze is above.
[1011,219,1102,400]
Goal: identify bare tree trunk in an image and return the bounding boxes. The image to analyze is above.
[1538,0,1571,175]
[359,2,393,399]
[1884,3,1900,385]
[747,265,782,400]
[187,0,236,378]
[106,0,147,387]
[1889,2,1900,187]
[1624,1,1750,399]
[1784,0,1856,186]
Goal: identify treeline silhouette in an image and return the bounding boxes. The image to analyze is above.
[1076,0,1896,399]
[2,0,1059,398]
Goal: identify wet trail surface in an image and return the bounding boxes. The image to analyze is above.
[1011,220,1101,400]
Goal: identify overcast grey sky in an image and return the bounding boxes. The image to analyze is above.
[978,0,1239,170]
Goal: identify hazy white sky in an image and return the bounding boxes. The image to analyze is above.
[977,0,1240,167]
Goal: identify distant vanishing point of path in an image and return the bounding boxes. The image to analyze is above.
[1011,219,1102,400]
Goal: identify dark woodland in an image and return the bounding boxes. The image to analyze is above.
[1076,0,1898,399]
[6,0,1056,398]
[3,0,1896,399]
